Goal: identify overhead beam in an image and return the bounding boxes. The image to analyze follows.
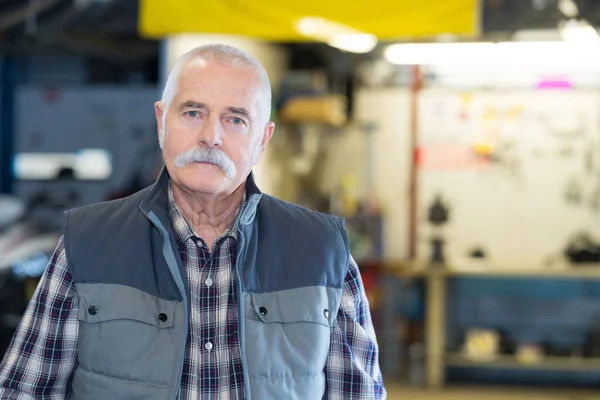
[51,33,158,64]
[0,33,157,65]
[0,0,63,32]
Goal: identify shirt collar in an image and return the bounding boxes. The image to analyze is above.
[140,167,262,233]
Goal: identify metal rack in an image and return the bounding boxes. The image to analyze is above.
[390,263,600,388]
[446,353,600,372]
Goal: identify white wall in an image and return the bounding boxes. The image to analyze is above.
[358,89,413,261]
[319,88,413,260]
[331,86,600,267]
[416,89,600,268]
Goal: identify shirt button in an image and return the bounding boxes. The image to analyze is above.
[324,309,330,319]
[205,341,213,351]
[205,277,213,287]
[88,305,98,315]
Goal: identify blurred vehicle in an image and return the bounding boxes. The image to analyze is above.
[0,181,80,357]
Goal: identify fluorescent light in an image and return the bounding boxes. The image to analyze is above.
[560,19,600,45]
[74,149,112,180]
[495,41,576,66]
[13,153,76,180]
[295,17,357,40]
[13,150,112,180]
[512,29,562,42]
[295,16,377,53]
[558,0,579,18]
[327,33,377,54]
[384,41,600,67]
[384,42,494,65]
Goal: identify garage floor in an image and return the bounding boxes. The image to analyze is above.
[386,384,600,400]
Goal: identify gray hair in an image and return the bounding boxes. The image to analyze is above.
[159,44,272,147]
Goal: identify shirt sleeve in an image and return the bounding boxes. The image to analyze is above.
[325,255,387,399]
[0,237,79,400]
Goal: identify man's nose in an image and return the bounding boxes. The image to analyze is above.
[198,116,223,147]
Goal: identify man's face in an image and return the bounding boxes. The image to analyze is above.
[155,60,274,196]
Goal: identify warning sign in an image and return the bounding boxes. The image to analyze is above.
[415,144,491,170]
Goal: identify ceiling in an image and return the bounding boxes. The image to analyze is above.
[0,0,140,37]
[483,0,600,33]
[0,0,154,65]
[1,0,600,68]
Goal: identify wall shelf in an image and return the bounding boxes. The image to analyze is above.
[390,262,600,280]
[385,262,600,388]
[446,353,600,372]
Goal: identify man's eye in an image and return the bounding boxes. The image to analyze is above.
[231,117,244,125]
[186,111,200,118]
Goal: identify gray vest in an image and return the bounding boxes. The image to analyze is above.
[63,170,349,400]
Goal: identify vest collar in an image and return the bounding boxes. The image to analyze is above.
[139,166,263,228]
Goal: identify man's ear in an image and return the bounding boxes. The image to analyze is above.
[260,122,275,151]
[155,101,164,146]
[254,121,275,164]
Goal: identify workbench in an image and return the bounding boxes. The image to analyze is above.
[389,263,600,388]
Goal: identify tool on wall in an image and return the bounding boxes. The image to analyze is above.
[584,144,594,174]
[427,194,451,264]
[536,111,586,140]
[564,176,583,205]
[564,231,600,264]
[590,184,600,211]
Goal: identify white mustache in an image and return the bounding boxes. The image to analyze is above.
[173,147,237,178]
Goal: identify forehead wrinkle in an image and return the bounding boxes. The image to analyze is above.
[175,63,264,124]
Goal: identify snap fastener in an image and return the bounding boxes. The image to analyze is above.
[324,309,330,319]
[88,305,98,315]
[158,313,168,322]
[259,306,268,316]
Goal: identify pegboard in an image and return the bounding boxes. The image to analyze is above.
[416,89,600,269]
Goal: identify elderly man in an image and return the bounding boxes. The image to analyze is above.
[0,44,386,399]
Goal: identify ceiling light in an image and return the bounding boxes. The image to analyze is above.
[295,16,377,54]
[383,42,495,65]
[327,33,377,54]
[558,0,579,18]
[383,41,600,67]
[511,29,562,42]
[559,19,600,45]
[295,17,355,40]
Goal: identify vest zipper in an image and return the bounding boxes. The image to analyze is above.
[235,225,252,399]
[146,212,189,400]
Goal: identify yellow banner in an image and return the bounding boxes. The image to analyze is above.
[139,0,480,41]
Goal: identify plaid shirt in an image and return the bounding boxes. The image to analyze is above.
[0,184,386,399]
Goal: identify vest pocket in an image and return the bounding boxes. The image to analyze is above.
[74,283,183,389]
[244,286,342,380]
